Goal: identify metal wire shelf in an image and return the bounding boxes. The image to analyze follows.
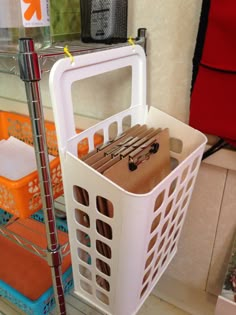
[0,216,70,260]
[0,31,146,76]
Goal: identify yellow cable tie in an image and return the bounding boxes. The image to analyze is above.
[64,45,74,64]
[128,37,135,47]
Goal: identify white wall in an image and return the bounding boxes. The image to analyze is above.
[128,0,202,122]
[0,0,202,125]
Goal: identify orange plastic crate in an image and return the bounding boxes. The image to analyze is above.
[0,111,103,218]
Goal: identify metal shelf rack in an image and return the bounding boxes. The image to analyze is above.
[0,216,70,259]
[0,29,147,315]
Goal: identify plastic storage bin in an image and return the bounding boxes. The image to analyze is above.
[0,208,68,233]
[0,111,103,218]
[0,267,73,315]
[49,45,207,315]
[0,208,73,315]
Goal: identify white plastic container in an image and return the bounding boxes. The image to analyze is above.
[49,45,207,315]
[0,0,51,50]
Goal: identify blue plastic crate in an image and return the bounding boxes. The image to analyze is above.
[0,208,68,232]
[31,209,68,233]
[0,209,12,225]
[0,267,73,315]
[0,209,72,314]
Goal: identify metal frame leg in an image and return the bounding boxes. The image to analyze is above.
[18,38,66,315]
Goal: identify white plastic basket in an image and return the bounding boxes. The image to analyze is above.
[49,45,207,315]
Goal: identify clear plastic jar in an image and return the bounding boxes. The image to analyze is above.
[0,0,51,51]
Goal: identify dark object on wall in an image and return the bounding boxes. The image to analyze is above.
[80,0,128,44]
[189,0,236,158]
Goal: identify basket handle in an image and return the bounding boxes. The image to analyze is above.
[49,45,147,151]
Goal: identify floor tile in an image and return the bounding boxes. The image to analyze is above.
[138,294,190,315]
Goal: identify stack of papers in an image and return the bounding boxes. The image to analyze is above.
[0,137,55,180]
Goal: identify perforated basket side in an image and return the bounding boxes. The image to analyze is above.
[60,106,206,315]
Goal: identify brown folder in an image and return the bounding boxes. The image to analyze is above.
[103,128,171,194]
[84,124,147,166]
[96,128,162,174]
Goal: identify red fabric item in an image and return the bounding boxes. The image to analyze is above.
[201,0,236,70]
[190,0,236,143]
[189,65,236,142]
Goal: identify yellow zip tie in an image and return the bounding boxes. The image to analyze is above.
[64,45,74,64]
[128,37,135,47]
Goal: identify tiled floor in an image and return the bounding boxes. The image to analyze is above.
[0,293,190,315]
[138,294,190,315]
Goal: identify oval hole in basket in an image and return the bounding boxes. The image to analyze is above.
[168,224,175,238]
[96,275,110,292]
[96,259,111,276]
[145,251,155,269]
[122,115,132,131]
[174,228,180,241]
[170,137,183,154]
[168,178,177,196]
[96,196,114,218]
[164,200,173,217]
[150,213,161,233]
[152,267,159,281]
[96,240,112,259]
[142,268,152,284]
[79,265,92,280]
[165,240,171,253]
[154,191,165,212]
[180,166,189,183]
[93,129,104,150]
[154,254,161,268]
[77,230,91,247]
[96,220,112,240]
[140,282,149,298]
[186,177,194,193]
[158,238,165,251]
[170,242,176,253]
[161,254,168,267]
[75,209,90,228]
[191,157,200,173]
[80,280,92,295]
[73,186,89,206]
[181,194,189,210]
[77,137,89,158]
[176,187,184,203]
[161,220,169,236]
[78,248,91,265]
[147,234,158,252]
[96,290,110,305]
[171,207,179,222]
[108,122,118,140]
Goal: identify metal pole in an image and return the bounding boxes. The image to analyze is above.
[18,38,67,315]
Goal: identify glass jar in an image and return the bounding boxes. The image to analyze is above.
[0,0,51,51]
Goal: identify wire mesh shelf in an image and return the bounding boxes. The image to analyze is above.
[0,216,70,260]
